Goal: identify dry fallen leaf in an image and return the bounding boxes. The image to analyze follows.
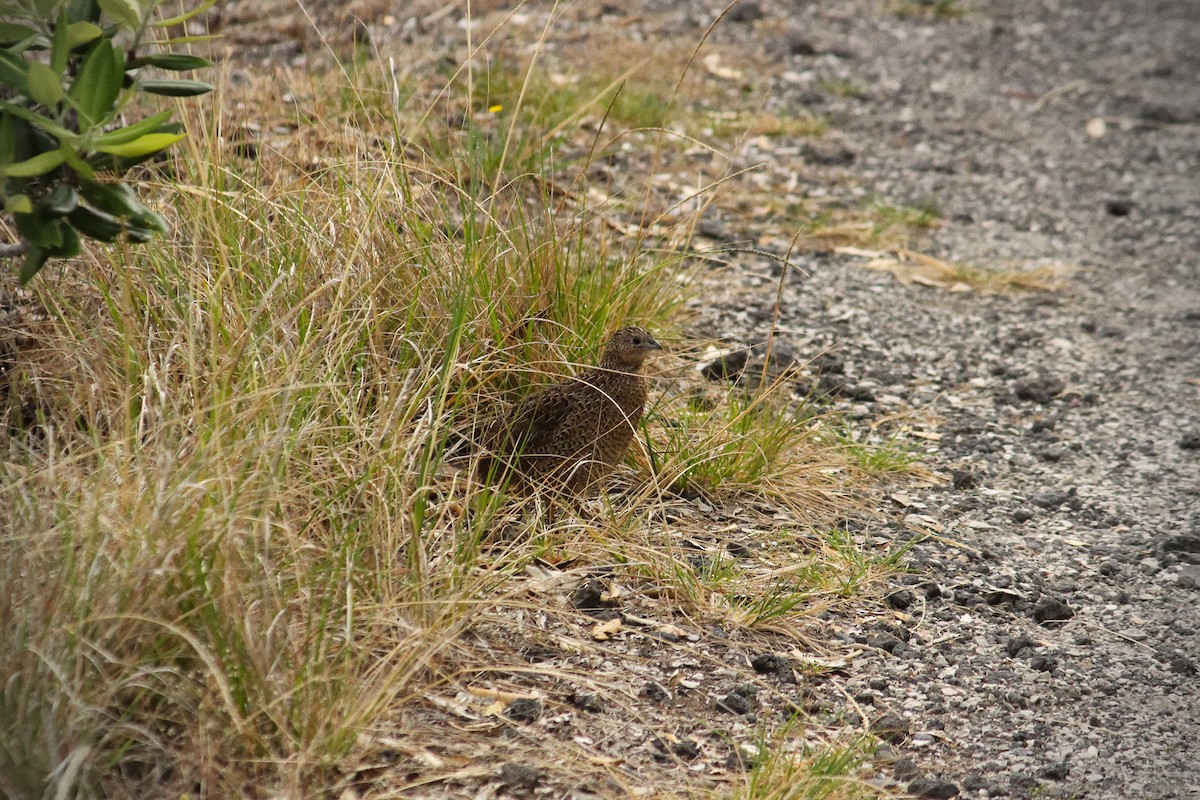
[702,53,743,80]
[592,617,623,640]
[601,582,625,602]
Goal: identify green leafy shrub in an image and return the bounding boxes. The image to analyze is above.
[0,0,213,281]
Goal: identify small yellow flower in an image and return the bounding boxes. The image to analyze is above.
[488,104,503,113]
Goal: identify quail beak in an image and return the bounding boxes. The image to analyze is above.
[642,336,663,351]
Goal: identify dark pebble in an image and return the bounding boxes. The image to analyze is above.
[1158,534,1200,562]
[784,34,818,56]
[873,742,898,760]
[886,589,914,610]
[811,353,845,375]
[232,139,259,160]
[697,218,734,241]
[1039,444,1066,462]
[672,739,701,760]
[1029,654,1058,672]
[1031,489,1073,509]
[1031,417,1057,433]
[951,469,977,490]
[892,757,920,780]
[1040,761,1071,780]
[962,774,993,792]
[724,750,754,771]
[846,384,875,402]
[642,682,670,701]
[1014,376,1065,404]
[1031,595,1075,625]
[1180,432,1200,450]
[571,579,614,612]
[520,645,558,663]
[1013,507,1035,523]
[1170,656,1198,675]
[751,652,791,677]
[727,1,764,22]
[568,692,603,713]
[871,713,910,743]
[701,349,750,381]
[1005,636,1038,657]
[1010,773,1039,791]
[869,633,905,654]
[1105,199,1133,216]
[908,777,960,799]
[817,373,849,397]
[504,698,543,723]
[986,588,1022,606]
[500,762,540,792]
[802,141,857,165]
[717,693,754,715]
[1012,725,1042,743]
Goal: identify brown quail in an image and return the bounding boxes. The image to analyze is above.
[479,326,662,493]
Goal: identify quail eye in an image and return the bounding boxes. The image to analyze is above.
[632,336,642,345]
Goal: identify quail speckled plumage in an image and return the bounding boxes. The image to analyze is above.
[479,326,662,493]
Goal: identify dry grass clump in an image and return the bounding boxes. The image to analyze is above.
[795,197,942,252]
[704,110,829,140]
[892,0,969,19]
[0,50,898,800]
[857,249,1074,293]
[784,195,1069,293]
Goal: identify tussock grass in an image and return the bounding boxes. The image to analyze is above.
[646,388,840,506]
[0,37,900,800]
[838,430,923,474]
[2,68,682,795]
[729,728,875,800]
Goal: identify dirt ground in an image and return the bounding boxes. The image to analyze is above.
[210,0,1200,797]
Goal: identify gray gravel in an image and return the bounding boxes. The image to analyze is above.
[697,0,1200,797]
[229,1,1198,795]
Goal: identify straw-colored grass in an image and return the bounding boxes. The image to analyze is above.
[795,198,942,252]
[858,249,1074,293]
[0,43,899,800]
